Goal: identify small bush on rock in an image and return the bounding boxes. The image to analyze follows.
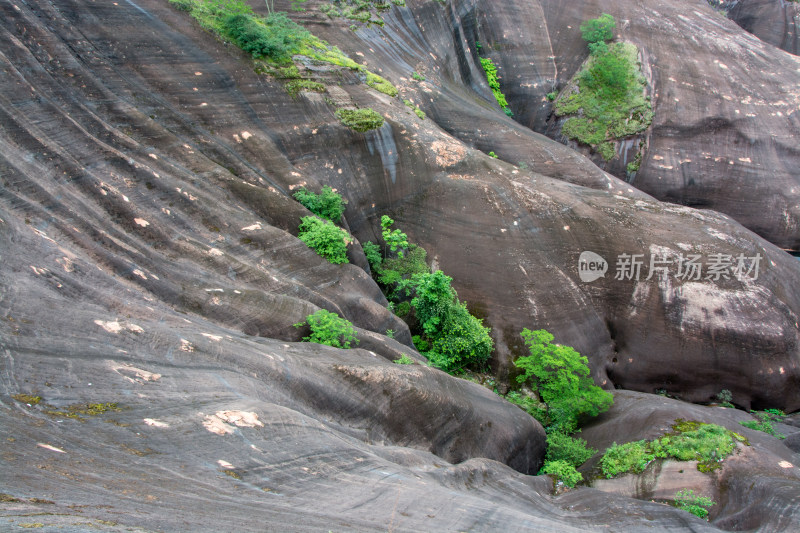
[294,309,358,348]
[298,216,352,264]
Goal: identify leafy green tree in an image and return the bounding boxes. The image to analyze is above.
[293,186,347,222]
[411,271,493,373]
[515,329,613,433]
[297,216,352,264]
[381,215,409,256]
[580,13,616,45]
[294,309,358,348]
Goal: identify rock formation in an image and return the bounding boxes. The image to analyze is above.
[1,0,799,530]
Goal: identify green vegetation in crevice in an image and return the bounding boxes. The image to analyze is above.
[294,309,359,349]
[503,330,611,488]
[169,0,398,103]
[393,354,416,365]
[317,0,406,27]
[479,57,514,117]
[297,216,352,263]
[403,99,426,120]
[363,216,493,374]
[674,489,715,520]
[554,14,652,162]
[514,329,614,435]
[739,409,787,439]
[599,419,749,478]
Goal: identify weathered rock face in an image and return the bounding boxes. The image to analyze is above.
[725,0,800,56]
[579,391,800,530]
[491,0,800,251]
[1,0,799,530]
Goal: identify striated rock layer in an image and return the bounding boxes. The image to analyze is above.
[0,0,799,530]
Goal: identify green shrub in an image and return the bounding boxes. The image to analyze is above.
[674,489,715,520]
[410,271,493,373]
[297,216,352,264]
[380,215,409,256]
[514,329,613,433]
[293,186,347,222]
[379,245,428,287]
[600,440,654,478]
[715,389,734,408]
[545,432,596,468]
[479,57,512,115]
[294,309,358,348]
[223,12,310,62]
[539,460,582,488]
[362,241,383,271]
[335,108,385,132]
[580,13,616,45]
[393,354,415,365]
[412,71,426,81]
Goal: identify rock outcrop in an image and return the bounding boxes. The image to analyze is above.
[1,0,799,530]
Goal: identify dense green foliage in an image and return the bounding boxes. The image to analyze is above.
[363,216,493,374]
[362,241,383,270]
[600,420,748,478]
[536,431,597,488]
[554,14,652,161]
[479,57,513,116]
[294,309,358,348]
[514,329,613,433]
[335,108,385,132]
[170,1,397,99]
[293,186,347,222]
[600,440,653,477]
[297,216,352,264]
[539,460,582,488]
[223,12,310,61]
[545,432,596,467]
[674,489,715,520]
[580,13,616,45]
[740,410,786,439]
[410,272,493,373]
